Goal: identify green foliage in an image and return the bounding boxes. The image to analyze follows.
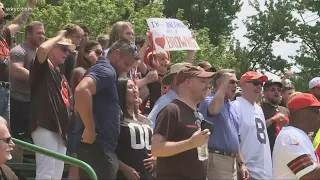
[163,0,242,45]
[244,0,319,91]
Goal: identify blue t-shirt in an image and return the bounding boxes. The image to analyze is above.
[84,57,120,152]
[199,92,240,153]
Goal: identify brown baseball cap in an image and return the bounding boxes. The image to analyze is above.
[198,61,217,72]
[176,65,215,86]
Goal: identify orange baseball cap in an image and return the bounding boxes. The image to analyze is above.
[287,93,320,112]
[240,71,268,86]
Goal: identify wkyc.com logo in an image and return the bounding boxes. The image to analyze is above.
[5,7,37,12]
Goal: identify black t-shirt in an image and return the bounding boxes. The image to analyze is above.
[0,28,12,82]
[261,102,289,153]
[29,56,71,139]
[154,99,207,180]
[116,115,153,180]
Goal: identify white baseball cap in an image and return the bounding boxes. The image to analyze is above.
[309,77,320,89]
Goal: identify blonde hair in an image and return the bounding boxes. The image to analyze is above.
[107,21,134,48]
[286,91,302,108]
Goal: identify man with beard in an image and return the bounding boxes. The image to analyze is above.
[261,80,289,153]
[309,77,320,101]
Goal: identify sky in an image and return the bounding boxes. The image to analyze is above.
[232,0,318,80]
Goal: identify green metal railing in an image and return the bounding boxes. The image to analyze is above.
[12,137,98,180]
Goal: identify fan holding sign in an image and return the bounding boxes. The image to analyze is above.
[147,18,200,53]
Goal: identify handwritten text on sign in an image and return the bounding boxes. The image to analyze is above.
[147,18,200,52]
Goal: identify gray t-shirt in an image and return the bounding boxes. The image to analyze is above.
[9,43,36,102]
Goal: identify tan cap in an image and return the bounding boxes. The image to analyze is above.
[57,37,76,51]
[162,62,192,85]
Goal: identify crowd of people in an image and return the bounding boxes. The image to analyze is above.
[0,1,319,180]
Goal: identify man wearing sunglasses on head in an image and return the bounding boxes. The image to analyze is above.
[234,71,272,180]
[261,80,289,154]
[198,69,249,180]
[29,30,75,180]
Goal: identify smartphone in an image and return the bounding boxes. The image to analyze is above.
[201,120,214,134]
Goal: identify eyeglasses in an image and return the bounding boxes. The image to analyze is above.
[266,87,281,92]
[0,137,12,144]
[246,80,263,86]
[230,80,238,85]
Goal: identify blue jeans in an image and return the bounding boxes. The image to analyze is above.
[67,112,83,155]
[0,86,10,124]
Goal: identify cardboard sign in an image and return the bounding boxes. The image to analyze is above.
[147,18,200,52]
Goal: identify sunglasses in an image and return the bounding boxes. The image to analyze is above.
[308,107,320,115]
[0,137,12,144]
[266,87,281,92]
[94,49,104,56]
[60,46,71,53]
[230,80,238,85]
[246,80,263,86]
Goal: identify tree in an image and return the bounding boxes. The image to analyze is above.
[163,0,242,45]
[243,0,319,91]
[3,0,238,71]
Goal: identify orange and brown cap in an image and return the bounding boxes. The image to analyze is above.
[176,65,215,86]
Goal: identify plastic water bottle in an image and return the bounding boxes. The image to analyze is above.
[197,140,208,161]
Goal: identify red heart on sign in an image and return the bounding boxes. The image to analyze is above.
[155,37,166,49]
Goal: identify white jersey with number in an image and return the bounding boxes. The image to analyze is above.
[273,126,318,179]
[234,97,272,179]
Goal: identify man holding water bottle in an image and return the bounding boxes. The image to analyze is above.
[152,65,214,179]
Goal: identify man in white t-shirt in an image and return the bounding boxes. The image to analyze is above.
[234,71,272,179]
[273,93,320,179]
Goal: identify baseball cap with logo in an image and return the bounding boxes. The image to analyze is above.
[240,71,268,86]
[309,77,320,89]
[287,93,320,113]
[198,61,217,72]
[176,65,215,86]
[162,62,191,85]
[0,4,12,20]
